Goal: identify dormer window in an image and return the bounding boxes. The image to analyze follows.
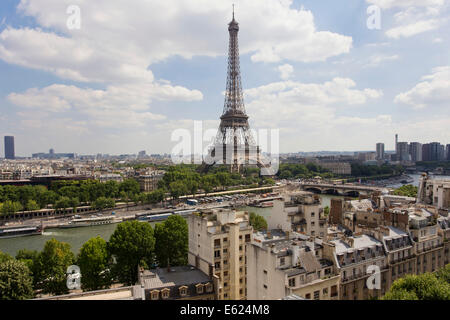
[196,284,204,294]
[161,288,170,299]
[150,290,160,300]
[205,283,213,293]
[179,286,188,297]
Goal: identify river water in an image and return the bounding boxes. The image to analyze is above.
[2,174,449,257]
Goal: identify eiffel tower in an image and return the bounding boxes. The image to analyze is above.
[205,8,269,174]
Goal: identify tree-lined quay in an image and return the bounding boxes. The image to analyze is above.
[0,216,190,299]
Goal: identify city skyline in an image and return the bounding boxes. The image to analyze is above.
[0,0,449,157]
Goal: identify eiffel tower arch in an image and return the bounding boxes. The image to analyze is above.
[204,9,271,174]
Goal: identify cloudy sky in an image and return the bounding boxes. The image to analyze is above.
[0,0,449,157]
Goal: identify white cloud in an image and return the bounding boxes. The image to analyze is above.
[241,78,385,151]
[277,64,294,80]
[386,18,441,39]
[365,54,399,67]
[245,78,383,107]
[394,66,450,109]
[366,0,445,9]
[8,83,203,128]
[0,0,353,82]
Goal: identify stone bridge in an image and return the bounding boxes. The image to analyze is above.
[298,182,391,197]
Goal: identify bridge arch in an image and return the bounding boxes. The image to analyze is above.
[343,190,360,198]
[305,187,322,194]
[323,189,340,195]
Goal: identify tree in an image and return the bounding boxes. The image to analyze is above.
[1,200,23,215]
[324,206,330,216]
[169,181,189,200]
[249,212,268,232]
[54,196,71,211]
[26,199,40,211]
[34,239,75,295]
[382,272,450,300]
[77,237,111,291]
[0,259,34,300]
[108,221,155,285]
[0,250,13,264]
[119,179,140,196]
[15,249,39,280]
[93,197,115,211]
[393,185,418,198]
[39,190,59,208]
[155,215,188,267]
[436,264,450,284]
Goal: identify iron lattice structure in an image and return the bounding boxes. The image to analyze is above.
[206,11,268,173]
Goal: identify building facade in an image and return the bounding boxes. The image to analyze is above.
[376,143,385,160]
[268,192,327,238]
[188,208,252,300]
[409,142,422,162]
[4,136,15,160]
[247,230,339,300]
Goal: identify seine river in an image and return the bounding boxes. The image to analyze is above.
[1,173,449,257]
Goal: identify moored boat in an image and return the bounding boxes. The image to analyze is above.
[58,216,121,229]
[0,225,43,239]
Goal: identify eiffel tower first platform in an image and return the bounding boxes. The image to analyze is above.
[204,9,271,174]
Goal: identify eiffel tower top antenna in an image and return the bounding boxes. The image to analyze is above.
[232,4,235,20]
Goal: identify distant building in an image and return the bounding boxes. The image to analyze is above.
[423,142,445,161]
[138,150,147,158]
[136,170,165,192]
[376,143,385,160]
[98,174,123,183]
[4,136,15,159]
[447,144,450,161]
[395,134,398,155]
[397,142,410,161]
[319,162,352,175]
[188,208,252,300]
[356,152,376,162]
[409,142,422,162]
[32,150,75,159]
[422,143,431,161]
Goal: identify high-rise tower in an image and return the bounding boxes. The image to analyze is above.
[206,9,267,173]
[4,136,15,160]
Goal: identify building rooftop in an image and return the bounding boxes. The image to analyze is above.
[140,266,210,290]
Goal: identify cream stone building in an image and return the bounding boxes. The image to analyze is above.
[417,174,450,210]
[267,192,327,238]
[246,230,339,300]
[188,208,252,300]
[328,234,389,300]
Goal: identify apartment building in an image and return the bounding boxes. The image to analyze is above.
[408,208,445,274]
[137,266,218,300]
[246,230,339,300]
[417,174,450,210]
[359,225,416,285]
[328,234,389,300]
[136,170,165,192]
[268,192,327,238]
[188,208,252,300]
[437,216,450,266]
